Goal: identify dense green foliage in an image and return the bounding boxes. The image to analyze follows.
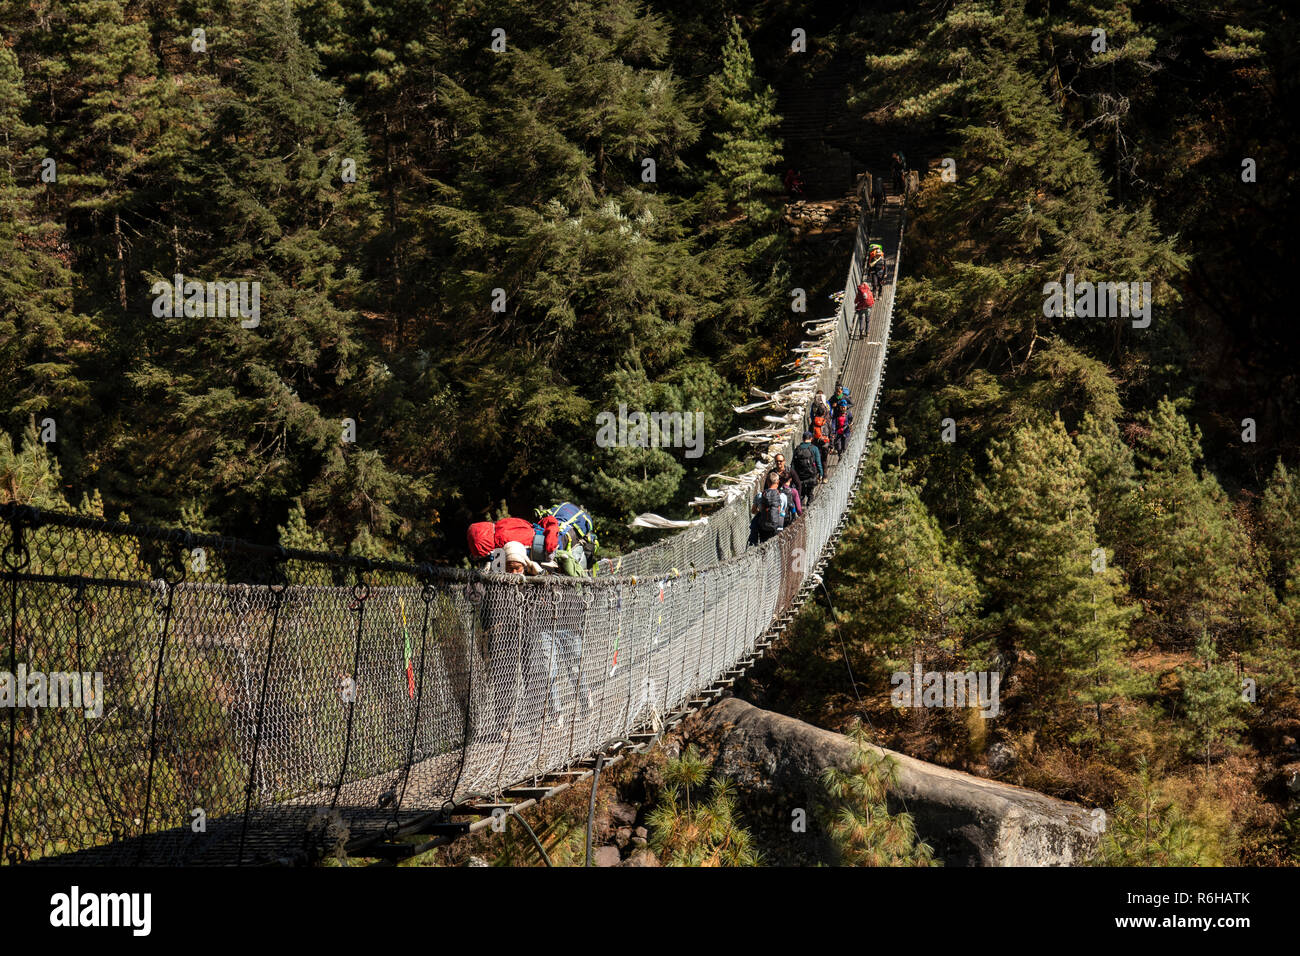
[0,0,792,556]
[646,745,761,866]
[820,720,939,867]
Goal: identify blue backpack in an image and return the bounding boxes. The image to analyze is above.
[536,502,599,556]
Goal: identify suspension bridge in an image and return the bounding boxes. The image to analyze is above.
[0,185,906,865]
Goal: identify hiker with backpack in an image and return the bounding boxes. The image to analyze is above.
[534,502,599,576]
[810,389,830,427]
[867,243,886,297]
[793,431,824,507]
[493,539,542,575]
[810,407,831,464]
[833,404,850,457]
[854,279,874,336]
[871,173,886,218]
[466,502,599,578]
[771,452,796,487]
[752,470,786,543]
[781,472,803,525]
[891,151,907,192]
[468,517,543,573]
[831,384,852,410]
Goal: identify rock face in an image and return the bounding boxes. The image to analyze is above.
[697,698,1099,867]
[618,849,661,867]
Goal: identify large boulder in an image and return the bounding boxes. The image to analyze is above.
[694,698,1099,867]
[592,845,622,868]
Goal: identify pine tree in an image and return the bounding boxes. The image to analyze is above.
[974,415,1138,734]
[1178,635,1249,776]
[833,426,979,730]
[1260,460,1300,599]
[1130,399,1258,651]
[703,19,782,227]
[858,0,1185,389]
[0,418,68,509]
[819,720,939,867]
[662,744,709,813]
[405,0,779,539]
[278,499,330,553]
[1073,411,1140,566]
[647,751,760,866]
[0,44,94,426]
[1098,757,1223,866]
[102,0,417,540]
[854,0,1186,528]
[55,0,195,308]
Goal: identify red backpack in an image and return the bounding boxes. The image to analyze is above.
[812,415,828,442]
[493,517,536,551]
[855,282,874,311]
[467,522,496,560]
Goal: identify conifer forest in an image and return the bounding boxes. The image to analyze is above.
[1,0,1298,899]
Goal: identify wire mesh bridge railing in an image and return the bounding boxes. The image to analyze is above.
[0,194,904,865]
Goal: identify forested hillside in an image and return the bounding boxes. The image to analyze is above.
[735,0,1300,866]
[1,0,792,557]
[2,0,1298,865]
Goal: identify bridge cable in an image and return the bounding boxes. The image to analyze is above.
[71,579,119,834]
[240,555,288,863]
[332,568,371,811]
[137,540,184,864]
[0,513,29,863]
[391,582,435,830]
[510,812,553,868]
[584,753,604,867]
[818,577,865,713]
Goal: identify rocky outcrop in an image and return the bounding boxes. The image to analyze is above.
[783,198,862,242]
[694,698,1100,867]
[618,849,661,867]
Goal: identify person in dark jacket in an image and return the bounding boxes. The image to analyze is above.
[891,151,907,192]
[751,470,786,543]
[780,472,803,524]
[810,389,830,425]
[833,405,850,456]
[792,431,824,507]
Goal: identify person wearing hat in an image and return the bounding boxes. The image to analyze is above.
[487,539,543,575]
[792,430,824,508]
[811,389,829,417]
